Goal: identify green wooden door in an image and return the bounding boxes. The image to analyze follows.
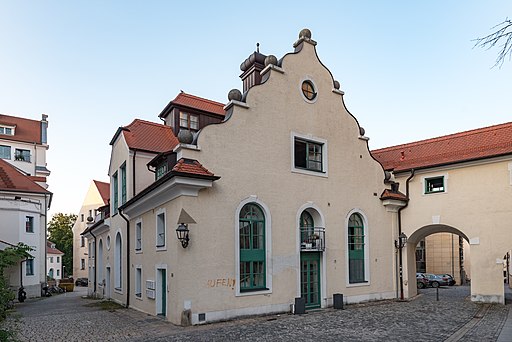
[301,252,321,309]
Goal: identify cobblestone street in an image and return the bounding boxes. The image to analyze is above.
[1,285,510,341]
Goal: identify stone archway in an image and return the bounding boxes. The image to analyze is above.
[403,224,469,300]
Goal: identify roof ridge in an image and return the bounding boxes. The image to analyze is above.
[126,118,170,129]
[177,92,225,107]
[373,121,512,152]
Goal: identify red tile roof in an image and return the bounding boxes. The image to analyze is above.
[380,189,407,201]
[0,114,43,144]
[47,241,63,255]
[93,180,110,205]
[121,119,179,153]
[0,159,50,193]
[172,158,215,177]
[167,92,225,116]
[371,122,512,172]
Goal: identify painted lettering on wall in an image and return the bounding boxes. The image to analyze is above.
[206,278,236,289]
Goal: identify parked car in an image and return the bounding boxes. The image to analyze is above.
[439,274,456,286]
[75,278,88,286]
[425,273,449,288]
[416,273,429,289]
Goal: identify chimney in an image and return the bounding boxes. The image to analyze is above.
[41,114,48,144]
[240,43,267,92]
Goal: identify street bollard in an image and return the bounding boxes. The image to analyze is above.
[436,287,439,301]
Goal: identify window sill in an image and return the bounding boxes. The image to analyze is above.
[236,288,272,297]
[291,167,328,178]
[156,245,167,252]
[135,249,143,254]
[346,281,370,288]
[135,294,143,300]
[114,288,123,295]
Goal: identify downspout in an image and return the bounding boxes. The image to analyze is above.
[119,210,130,308]
[397,169,415,300]
[90,229,97,293]
[132,150,137,196]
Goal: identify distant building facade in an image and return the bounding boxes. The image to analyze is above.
[46,241,64,281]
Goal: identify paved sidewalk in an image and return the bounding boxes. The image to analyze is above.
[1,285,511,341]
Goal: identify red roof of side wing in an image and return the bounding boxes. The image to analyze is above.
[371,122,512,172]
[0,159,50,193]
[0,114,43,144]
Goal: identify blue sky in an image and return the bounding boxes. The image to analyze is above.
[0,1,511,217]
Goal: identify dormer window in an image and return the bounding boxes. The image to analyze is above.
[180,112,199,131]
[0,125,14,135]
[156,163,167,180]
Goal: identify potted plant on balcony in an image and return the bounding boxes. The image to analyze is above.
[311,233,320,249]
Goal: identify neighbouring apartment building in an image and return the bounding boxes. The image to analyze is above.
[83,29,512,326]
[72,180,109,280]
[0,159,52,297]
[47,241,64,281]
[0,113,51,298]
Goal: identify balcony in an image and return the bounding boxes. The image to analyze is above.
[300,227,325,252]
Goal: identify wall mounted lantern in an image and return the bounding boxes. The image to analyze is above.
[395,232,408,249]
[176,209,196,248]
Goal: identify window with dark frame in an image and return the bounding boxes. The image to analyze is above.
[25,216,34,233]
[14,148,30,162]
[301,80,317,101]
[294,138,323,172]
[135,222,142,251]
[425,176,445,194]
[112,172,118,214]
[135,268,142,298]
[26,259,34,276]
[179,112,199,131]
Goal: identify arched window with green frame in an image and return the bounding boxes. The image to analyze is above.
[239,203,266,291]
[348,213,365,283]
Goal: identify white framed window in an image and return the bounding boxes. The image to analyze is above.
[56,269,60,277]
[25,216,34,233]
[57,256,59,263]
[114,232,122,290]
[156,210,166,249]
[0,145,11,159]
[14,148,30,162]
[80,259,85,270]
[49,257,53,263]
[300,79,318,103]
[135,220,142,252]
[0,126,14,135]
[135,267,142,298]
[291,132,328,178]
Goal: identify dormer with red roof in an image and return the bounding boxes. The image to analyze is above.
[158,91,225,137]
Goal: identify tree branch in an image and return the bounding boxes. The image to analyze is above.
[473,18,512,68]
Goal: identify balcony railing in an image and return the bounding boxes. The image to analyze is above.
[300,227,325,252]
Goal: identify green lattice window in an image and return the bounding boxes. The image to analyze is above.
[348,213,365,283]
[239,203,266,291]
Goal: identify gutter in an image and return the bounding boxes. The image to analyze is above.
[119,209,130,308]
[397,169,415,300]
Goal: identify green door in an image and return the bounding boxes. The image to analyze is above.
[160,269,166,316]
[301,252,321,309]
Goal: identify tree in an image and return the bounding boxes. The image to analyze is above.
[0,243,33,319]
[474,18,512,68]
[47,213,77,278]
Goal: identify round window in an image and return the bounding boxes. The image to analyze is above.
[301,80,317,101]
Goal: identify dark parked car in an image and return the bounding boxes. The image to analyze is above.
[439,274,456,286]
[416,273,429,289]
[75,278,88,286]
[425,273,449,288]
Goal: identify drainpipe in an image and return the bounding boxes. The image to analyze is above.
[119,210,130,308]
[90,229,97,294]
[397,169,415,300]
[132,150,137,197]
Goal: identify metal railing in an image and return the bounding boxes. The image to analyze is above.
[300,227,325,251]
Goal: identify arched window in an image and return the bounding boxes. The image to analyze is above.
[300,211,314,244]
[115,232,122,290]
[239,203,266,291]
[348,213,365,283]
[48,268,54,279]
